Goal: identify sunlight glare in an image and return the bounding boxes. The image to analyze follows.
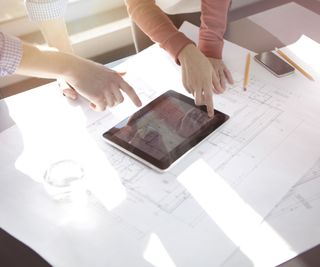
[236,222,298,267]
[5,87,127,210]
[177,159,263,246]
[143,233,177,267]
[177,159,297,265]
[288,35,320,75]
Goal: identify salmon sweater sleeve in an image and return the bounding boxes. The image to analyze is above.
[199,0,231,59]
[126,0,193,62]
[126,0,230,61]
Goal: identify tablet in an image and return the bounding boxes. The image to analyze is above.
[103,90,229,172]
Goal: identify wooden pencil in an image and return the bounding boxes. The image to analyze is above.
[275,47,315,81]
[243,52,251,91]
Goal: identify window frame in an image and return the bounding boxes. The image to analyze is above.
[0,0,125,36]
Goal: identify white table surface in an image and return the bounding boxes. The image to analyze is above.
[1,18,320,267]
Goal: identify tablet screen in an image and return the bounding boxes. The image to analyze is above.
[103,90,229,172]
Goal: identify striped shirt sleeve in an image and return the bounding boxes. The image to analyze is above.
[0,32,22,77]
[24,0,68,21]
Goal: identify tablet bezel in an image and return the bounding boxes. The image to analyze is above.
[102,90,229,172]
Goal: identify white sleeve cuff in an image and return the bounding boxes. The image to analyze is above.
[25,0,68,21]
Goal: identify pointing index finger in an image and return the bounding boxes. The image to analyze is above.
[120,80,142,107]
[204,88,214,118]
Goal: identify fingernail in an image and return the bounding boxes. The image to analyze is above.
[63,93,77,100]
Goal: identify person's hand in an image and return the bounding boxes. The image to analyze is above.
[178,44,222,117]
[63,57,142,111]
[208,58,234,90]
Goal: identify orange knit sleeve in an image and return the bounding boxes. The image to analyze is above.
[199,0,231,59]
[126,0,194,62]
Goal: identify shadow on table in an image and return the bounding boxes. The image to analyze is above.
[225,18,285,53]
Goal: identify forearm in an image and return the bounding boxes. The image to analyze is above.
[199,0,231,59]
[15,42,75,79]
[37,19,73,53]
[126,0,192,61]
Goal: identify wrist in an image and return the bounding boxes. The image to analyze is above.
[57,52,82,81]
[198,40,223,59]
[177,43,197,63]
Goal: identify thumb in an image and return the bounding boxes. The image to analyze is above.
[63,88,78,100]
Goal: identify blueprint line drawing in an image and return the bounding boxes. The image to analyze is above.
[268,157,320,219]
[85,70,319,235]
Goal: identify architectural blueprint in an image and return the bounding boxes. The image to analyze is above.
[222,156,320,267]
[82,23,320,266]
[1,22,320,267]
[82,53,320,266]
